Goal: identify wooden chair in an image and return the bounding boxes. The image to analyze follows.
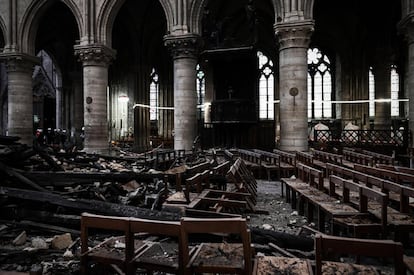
[314,234,405,275]
[128,218,183,274]
[80,212,133,275]
[180,217,252,275]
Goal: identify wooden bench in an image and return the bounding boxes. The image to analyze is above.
[226,158,258,209]
[296,151,314,166]
[330,175,388,238]
[237,149,262,178]
[252,149,281,180]
[361,149,395,165]
[281,165,363,232]
[327,163,414,240]
[342,149,374,168]
[315,234,405,275]
[354,164,414,186]
[376,164,414,175]
[310,149,343,174]
[273,148,296,177]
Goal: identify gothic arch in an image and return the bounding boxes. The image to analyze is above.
[97,0,173,47]
[20,0,83,54]
[189,0,207,34]
[271,0,284,23]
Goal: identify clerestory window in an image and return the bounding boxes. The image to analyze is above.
[257,51,274,120]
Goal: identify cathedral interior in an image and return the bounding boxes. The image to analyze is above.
[0,0,411,158]
[2,1,414,274]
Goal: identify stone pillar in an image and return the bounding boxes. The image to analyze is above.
[74,44,115,154]
[373,63,391,129]
[404,23,414,148]
[164,34,199,151]
[2,53,39,145]
[274,21,314,152]
[69,72,84,147]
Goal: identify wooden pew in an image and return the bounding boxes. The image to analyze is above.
[376,163,414,175]
[252,149,281,180]
[281,164,362,232]
[296,151,314,166]
[354,164,414,186]
[273,148,296,177]
[361,149,395,165]
[310,149,343,174]
[237,149,262,178]
[341,149,374,168]
[226,158,258,206]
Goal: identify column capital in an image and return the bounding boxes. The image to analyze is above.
[398,13,414,44]
[274,20,314,50]
[164,34,201,59]
[0,52,40,73]
[74,44,116,66]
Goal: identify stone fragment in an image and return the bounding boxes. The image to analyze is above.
[51,233,73,250]
[12,231,27,246]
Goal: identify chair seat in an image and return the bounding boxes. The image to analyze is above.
[133,241,180,270]
[322,261,380,275]
[85,236,145,264]
[190,243,244,270]
[254,256,312,275]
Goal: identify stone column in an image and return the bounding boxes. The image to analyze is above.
[274,21,314,152]
[164,34,199,151]
[404,23,414,148]
[69,72,84,147]
[74,44,116,154]
[2,53,39,145]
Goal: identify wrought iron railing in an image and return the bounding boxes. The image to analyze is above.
[314,129,408,147]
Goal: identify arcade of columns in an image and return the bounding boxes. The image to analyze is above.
[1,0,414,153]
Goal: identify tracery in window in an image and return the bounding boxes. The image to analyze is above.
[369,67,375,117]
[391,65,399,117]
[149,68,159,121]
[307,48,332,119]
[257,51,274,120]
[196,64,205,121]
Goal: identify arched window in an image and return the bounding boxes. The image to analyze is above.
[257,51,274,120]
[369,67,375,117]
[149,68,159,121]
[196,64,205,121]
[307,48,332,119]
[391,65,399,117]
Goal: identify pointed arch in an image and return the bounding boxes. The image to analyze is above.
[189,0,208,34]
[304,0,315,19]
[271,0,284,23]
[97,0,173,47]
[20,0,82,54]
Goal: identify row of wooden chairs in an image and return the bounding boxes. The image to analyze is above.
[80,212,252,275]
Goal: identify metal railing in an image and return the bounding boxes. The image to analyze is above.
[314,129,408,148]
